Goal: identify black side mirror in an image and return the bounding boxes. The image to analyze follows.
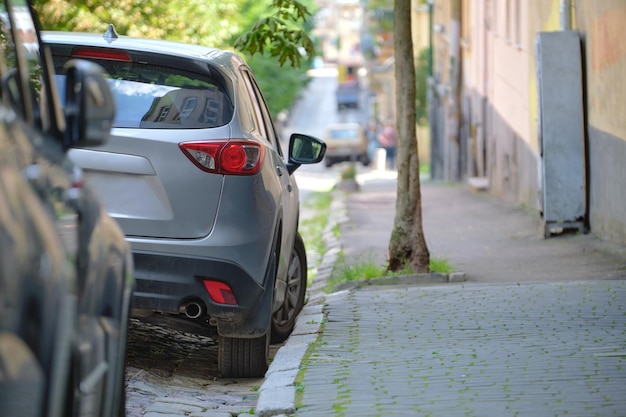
[287,133,326,175]
[63,59,115,148]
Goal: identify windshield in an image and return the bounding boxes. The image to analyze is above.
[53,57,234,129]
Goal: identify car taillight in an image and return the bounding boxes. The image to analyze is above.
[179,140,264,175]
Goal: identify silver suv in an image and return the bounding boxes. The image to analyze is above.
[44,28,325,377]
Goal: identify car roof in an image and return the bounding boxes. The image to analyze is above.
[42,28,247,71]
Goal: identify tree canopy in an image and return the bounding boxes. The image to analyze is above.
[33,0,316,118]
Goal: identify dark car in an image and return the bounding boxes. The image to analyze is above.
[0,1,133,416]
[43,27,326,378]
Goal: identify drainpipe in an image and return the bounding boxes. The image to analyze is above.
[560,0,572,30]
[427,0,433,77]
[447,0,461,181]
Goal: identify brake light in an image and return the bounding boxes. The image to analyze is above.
[71,48,132,62]
[203,280,237,305]
[179,140,264,175]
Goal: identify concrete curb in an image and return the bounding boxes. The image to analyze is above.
[332,271,466,292]
[255,191,345,417]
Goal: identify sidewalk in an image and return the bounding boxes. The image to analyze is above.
[256,171,626,417]
[340,171,626,283]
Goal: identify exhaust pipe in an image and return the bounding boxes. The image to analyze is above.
[183,302,204,319]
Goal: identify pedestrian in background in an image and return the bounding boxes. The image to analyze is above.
[366,120,379,163]
[377,120,397,170]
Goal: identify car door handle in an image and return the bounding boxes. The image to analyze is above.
[276,166,283,177]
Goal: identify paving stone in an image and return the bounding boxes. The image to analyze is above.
[295,281,626,416]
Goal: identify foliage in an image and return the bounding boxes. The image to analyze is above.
[339,163,356,180]
[233,0,316,117]
[415,48,430,126]
[245,52,310,119]
[32,0,243,47]
[32,0,317,119]
[234,0,315,68]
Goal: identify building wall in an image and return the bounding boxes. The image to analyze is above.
[575,1,626,243]
[486,0,538,205]
[458,0,538,205]
[436,0,626,245]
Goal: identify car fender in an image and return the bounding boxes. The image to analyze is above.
[216,219,280,338]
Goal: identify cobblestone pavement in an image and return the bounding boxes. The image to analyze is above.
[124,319,280,417]
[295,280,626,417]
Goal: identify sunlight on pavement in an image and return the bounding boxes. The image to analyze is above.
[294,172,336,192]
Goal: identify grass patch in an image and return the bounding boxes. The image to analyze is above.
[324,253,384,292]
[299,190,332,284]
[325,254,455,292]
[429,256,453,274]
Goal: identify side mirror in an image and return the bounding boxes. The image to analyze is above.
[63,59,115,148]
[287,133,326,175]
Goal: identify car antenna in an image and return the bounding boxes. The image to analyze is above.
[103,24,119,43]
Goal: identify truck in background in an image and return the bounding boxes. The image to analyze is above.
[335,62,360,110]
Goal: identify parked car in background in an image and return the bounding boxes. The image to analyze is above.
[335,80,359,110]
[323,122,370,168]
[0,1,133,416]
[335,61,361,110]
[43,27,326,378]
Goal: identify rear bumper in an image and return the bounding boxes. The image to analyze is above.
[130,251,273,337]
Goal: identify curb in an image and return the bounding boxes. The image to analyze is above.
[255,190,345,417]
[332,271,466,292]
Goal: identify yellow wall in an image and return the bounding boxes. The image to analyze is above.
[576,1,626,141]
[528,0,626,144]
[527,1,562,155]
[490,0,532,149]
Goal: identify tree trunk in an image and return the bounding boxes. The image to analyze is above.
[387,0,430,273]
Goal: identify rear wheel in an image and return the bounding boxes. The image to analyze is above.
[271,233,307,343]
[218,332,269,378]
[218,244,276,378]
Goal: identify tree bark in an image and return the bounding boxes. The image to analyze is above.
[387,0,430,273]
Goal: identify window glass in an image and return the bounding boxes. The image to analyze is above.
[52,56,234,129]
[239,69,267,138]
[242,69,283,156]
[329,128,360,139]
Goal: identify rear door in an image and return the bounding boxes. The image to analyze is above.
[241,68,298,240]
[50,49,234,239]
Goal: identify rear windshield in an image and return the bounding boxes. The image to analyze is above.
[52,57,234,129]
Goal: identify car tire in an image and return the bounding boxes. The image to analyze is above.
[218,245,276,378]
[271,232,307,343]
[218,332,269,378]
